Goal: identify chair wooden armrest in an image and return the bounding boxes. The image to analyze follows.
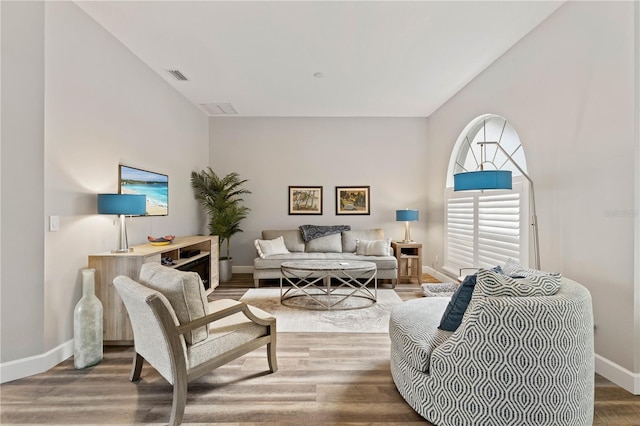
[177,301,276,334]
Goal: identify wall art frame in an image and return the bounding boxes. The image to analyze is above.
[119,164,168,216]
[336,186,370,215]
[288,186,323,215]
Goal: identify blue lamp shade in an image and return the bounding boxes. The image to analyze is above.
[396,209,419,222]
[97,194,146,215]
[453,170,513,191]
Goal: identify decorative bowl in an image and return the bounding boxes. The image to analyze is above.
[148,235,175,246]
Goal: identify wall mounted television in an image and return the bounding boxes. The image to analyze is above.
[119,165,168,216]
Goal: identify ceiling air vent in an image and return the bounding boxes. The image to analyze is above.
[200,103,238,115]
[167,69,188,81]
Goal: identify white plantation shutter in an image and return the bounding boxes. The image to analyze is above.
[444,179,529,275]
[446,197,474,267]
[477,193,521,268]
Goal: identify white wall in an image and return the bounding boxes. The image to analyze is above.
[426,1,638,383]
[209,117,429,267]
[1,1,46,363]
[1,1,209,379]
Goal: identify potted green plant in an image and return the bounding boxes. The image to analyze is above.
[190,168,251,282]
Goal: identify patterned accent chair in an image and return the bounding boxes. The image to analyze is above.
[113,263,277,426]
[390,270,594,426]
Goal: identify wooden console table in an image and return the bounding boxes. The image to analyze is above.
[88,235,219,344]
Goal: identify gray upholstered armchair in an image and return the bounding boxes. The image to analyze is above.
[113,263,277,426]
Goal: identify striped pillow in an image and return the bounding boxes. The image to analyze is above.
[476,268,561,298]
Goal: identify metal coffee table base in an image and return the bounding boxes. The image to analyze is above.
[280,261,377,311]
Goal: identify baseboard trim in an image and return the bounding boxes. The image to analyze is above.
[423,266,456,283]
[0,339,73,384]
[595,353,640,395]
[233,265,254,274]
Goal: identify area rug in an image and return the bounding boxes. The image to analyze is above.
[421,282,459,298]
[239,288,402,333]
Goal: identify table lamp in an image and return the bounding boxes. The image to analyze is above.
[396,209,419,243]
[98,194,146,253]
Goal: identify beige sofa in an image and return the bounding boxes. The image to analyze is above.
[253,228,398,288]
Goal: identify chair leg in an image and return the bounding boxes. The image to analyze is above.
[267,341,278,373]
[169,374,188,426]
[129,353,144,382]
[267,323,278,373]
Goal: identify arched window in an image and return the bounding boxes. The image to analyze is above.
[444,114,531,277]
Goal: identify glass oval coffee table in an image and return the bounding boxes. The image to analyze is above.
[280,260,377,310]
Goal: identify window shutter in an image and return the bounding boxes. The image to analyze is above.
[477,193,520,268]
[446,195,475,272]
[444,180,528,274]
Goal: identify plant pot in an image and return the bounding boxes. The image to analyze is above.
[219,258,233,282]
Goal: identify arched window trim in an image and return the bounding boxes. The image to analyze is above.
[446,114,527,187]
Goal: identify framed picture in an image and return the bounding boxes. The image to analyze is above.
[289,186,323,215]
[119,165,168,216]
[336,186,370,215]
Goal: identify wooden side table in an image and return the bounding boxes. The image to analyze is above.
[391,241,423,284]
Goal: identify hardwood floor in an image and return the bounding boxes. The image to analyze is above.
[1,274,638,425]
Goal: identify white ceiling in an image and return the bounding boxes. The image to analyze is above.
[75,1,564,117]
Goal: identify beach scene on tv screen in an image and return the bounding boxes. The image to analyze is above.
[120,166,168,216]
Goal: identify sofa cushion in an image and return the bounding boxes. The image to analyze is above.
[139,262,209,345]
[253,252,398,270]
[438,265,502,332]
[356,238,392,256]
[254,253,330,269]
[188,299,271,369]
[476,268,561,298]
[305,233,342,253]
[254,236,290,258]
[262,229,305,252]
[338,253,398,269]
[342,229,385,253]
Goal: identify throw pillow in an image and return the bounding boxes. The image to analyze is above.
[355,238,392,256]
[502,257,552,278]
[438,265,503,332]
[139,262,209,345]
[262,229,305,252]
[254,236,290,259]
[476,267,561,298]
[342,229,385,253]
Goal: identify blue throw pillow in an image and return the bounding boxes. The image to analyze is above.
[438,266,502,332]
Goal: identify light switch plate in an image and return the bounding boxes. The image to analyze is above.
[49,216,60,232]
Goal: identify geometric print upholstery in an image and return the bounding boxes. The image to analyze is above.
[390,277,594,425]
[438,265,503,332]
[474,268,561,299]
[388,297,453,373]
